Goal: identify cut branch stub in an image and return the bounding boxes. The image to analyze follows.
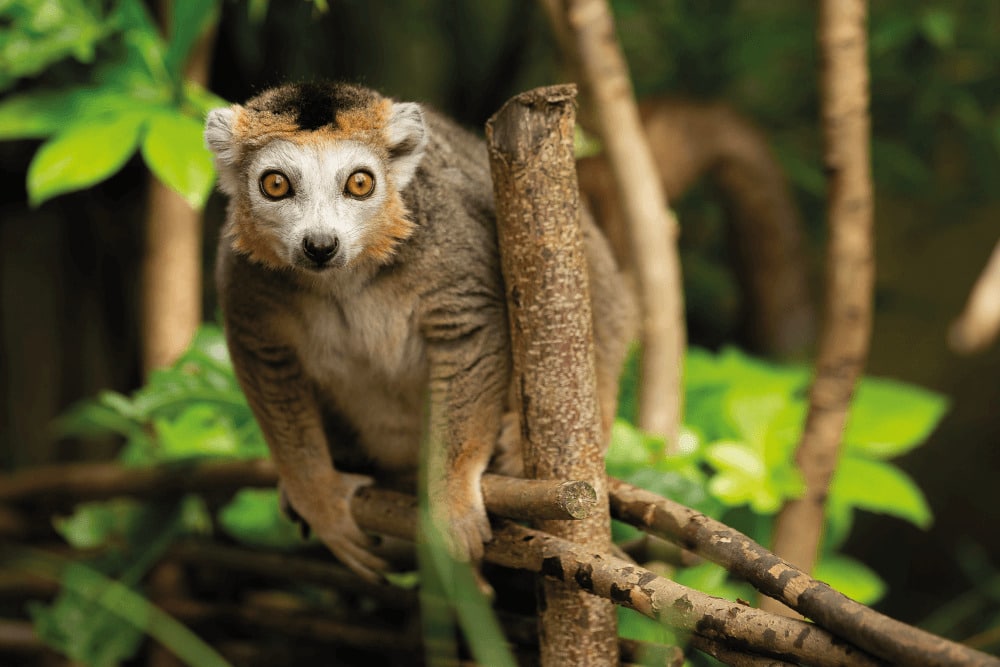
[486,84,618,667]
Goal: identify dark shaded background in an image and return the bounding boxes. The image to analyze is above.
[2,0,999,635]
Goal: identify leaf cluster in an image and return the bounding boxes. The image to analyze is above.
[0,0,224,208]
[611,345,947,625]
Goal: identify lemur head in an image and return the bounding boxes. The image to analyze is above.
[205,82,427,271]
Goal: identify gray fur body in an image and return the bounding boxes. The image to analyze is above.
[209,84,634,579]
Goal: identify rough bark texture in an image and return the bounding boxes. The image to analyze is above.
[0,461,590,525]
[560,0,685,445]
[949,238,1000,354]
[6,461,993,665]
[610,479,1000,667]
[485,84,618,667]
[767,0,876,589]
[481,476,596,521]
[486,521,882,667]
[577,99,815,359]
[141,15,215,376]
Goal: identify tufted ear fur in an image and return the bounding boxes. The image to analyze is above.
[204,106,242,195]
[385,102,427,191]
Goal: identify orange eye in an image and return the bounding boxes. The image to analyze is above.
[345,170,375,198]
[260,171,291,199]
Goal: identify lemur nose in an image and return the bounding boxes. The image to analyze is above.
[302,234,340,265]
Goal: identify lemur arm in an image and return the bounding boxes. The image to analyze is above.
[226,327,387,580]
[422,288,510,562]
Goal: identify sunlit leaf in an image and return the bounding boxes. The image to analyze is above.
[27,111,147,206]
[141,111,215,209]
[218,489,301,549]
[920,8,956,49]
[164,0,221,78]
[844,377,948,460]
[814,554,887,606]
[829,457,933,529]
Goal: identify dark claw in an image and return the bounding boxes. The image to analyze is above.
[279,486,312,539]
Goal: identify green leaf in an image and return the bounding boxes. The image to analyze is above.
[27,112,147,206]
[16,553,231,667]
[829,457,933,529]
[218,489,301,549]
[141,111,215,209]
[0,88,143,140]
[153,404,242,459]
[920,8,956,49]
[814,554,887,606]
[844,377,948,459]
[164,0,220,78]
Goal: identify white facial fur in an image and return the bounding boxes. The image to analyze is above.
[244,139,388,269]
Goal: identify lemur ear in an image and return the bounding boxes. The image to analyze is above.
[205,106,242,195]
[385,102,427,191]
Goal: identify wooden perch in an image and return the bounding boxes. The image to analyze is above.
[558,0,686,447]
[767,0,876,589]
[609,478,1000,667]
[4,460,994,665]
[949,238,1000,354]
[486,84,618,666]
[0,461,594,525]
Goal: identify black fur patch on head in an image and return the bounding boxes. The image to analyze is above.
[248,82,380,131]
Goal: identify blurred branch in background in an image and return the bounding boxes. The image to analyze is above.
[578,98,815,360]
[142,0,219,377]
[949,238,1000,354]
[767,0,875,607]
[555,0,686,451]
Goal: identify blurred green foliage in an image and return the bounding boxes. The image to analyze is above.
[0,0,223,207]
[45,327,947,664]
[611,345,945,650]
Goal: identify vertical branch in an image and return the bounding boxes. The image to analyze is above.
[767,0,874,597]
[949,238,1000,354]
[142,9,217,375]
[558,0,685,447]
[486,85,619,667]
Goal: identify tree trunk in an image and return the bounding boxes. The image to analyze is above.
[141,12,216,376]
[486,84,619,667]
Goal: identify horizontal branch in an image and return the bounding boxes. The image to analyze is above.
[486,520,881,667]
[608,478,1000,667]
[0,461,594,523]
[166,539,415,608]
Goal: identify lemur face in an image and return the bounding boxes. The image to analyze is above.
[205,82,427,271]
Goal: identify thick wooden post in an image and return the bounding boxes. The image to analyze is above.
[486,85,618,666]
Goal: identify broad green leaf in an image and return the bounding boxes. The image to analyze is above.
[51,398,139,440]
[814,554,887,606]
[54,501,140,550]
[27,111,147,206]
[844,377,948,460]
[920,8,956,49]
[0,88,143,140]
[218,489,301,549]
[183,79,229,115]
[164,0,220,78]
[153,404,242,459]
[17,554,231,667]
[141,111,215,209]
[829,457,933,529]
[674,561,755,604]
